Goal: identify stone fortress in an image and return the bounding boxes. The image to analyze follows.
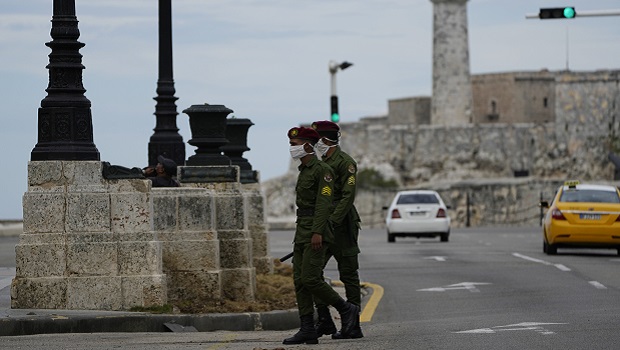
[263,0,620,229]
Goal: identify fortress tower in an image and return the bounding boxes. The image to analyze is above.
[430,0,473,125]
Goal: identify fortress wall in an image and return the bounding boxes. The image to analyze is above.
[265,70,620,228]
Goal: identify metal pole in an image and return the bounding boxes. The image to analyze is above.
[539,191,544,226]
[329,61,338,119]
[526,9,620,19]
[31,0,100,161]
[148,0,185,167]
[466,192,471,227]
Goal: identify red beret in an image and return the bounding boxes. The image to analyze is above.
[288,127,320,143]
[311,121,340,132]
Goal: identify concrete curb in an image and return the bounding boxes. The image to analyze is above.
[0,309,300,336]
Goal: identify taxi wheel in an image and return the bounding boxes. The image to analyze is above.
[543,240,557,255]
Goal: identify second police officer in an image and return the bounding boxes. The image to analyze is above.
[283,126,360,345]
[311,121,364,339]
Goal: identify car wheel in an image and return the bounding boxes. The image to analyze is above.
[544,240,557,255]
[387,231,395,243]
[440,231,449,242]
[617,249,620,256]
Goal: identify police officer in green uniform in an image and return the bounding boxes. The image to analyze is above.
[311,121,364,339]
[283,126,360,345]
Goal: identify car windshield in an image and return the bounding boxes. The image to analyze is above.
[560,189,620,203]
[397,194,439,205]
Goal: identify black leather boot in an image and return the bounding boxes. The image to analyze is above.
[283,314,319,345]
[333,300,360,338]
[315,306,337,337]
[332,324,364,339]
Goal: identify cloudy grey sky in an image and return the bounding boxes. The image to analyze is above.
[1,0,619,219]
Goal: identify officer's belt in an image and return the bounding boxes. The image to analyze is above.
[296,208,315,217]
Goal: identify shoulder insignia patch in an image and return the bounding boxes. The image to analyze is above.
[347,175,356,185]
[324,173,333,182]
[348,164,356,174]
[321,186,332,196]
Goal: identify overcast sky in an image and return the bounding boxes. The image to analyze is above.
[1,0,619,219]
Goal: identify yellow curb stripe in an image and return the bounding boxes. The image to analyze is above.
[332,280,383,323]
[360,282,383,323]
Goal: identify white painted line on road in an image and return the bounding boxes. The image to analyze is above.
[423,256,447,262]
[455,322,567,335]
[418,282,491,293]
[588,281,607,289]
[0,277,13,291]
[512,253,571,272]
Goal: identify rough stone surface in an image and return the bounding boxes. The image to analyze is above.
[10,277,67,309]
[166,271,222,302]
[221,268,256,301]
[431,0,472,125]
[14,161,167,311]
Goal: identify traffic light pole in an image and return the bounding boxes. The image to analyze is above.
[328,60,353,123]
[526,8,620,19]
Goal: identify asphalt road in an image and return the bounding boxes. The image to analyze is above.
[1,227,620,349]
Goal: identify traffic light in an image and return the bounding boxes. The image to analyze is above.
[539,7,576,19]
[330,96,340,123]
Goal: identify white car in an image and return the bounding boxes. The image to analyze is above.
[384,190,451,243]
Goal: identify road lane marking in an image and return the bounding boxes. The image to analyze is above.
[418,282,491,293]
[455,322,567,335]
[424,256,447,262]
[512,252,572,271]
[359,282,383,323]
[589,281,607,289]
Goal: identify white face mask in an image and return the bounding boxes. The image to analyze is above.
[290,144,309,159]
[314,139,333,157]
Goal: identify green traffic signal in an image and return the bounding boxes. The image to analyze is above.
[539,7,576,19]
[331,113,340,123]
[563,7,576,18]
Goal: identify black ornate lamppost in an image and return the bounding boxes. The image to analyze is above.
[148,0,185,167]
[31,0,100,161]
[221,118,257,183]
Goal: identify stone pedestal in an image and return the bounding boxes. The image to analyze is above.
[13,161,166,310]
[243,181,273,274]
[14,161,269,310]
[177,166,256,302]
[152,187,222,303]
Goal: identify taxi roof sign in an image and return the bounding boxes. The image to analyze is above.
[564,180,580,188]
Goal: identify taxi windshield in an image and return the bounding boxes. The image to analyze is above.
[560,189,620,203]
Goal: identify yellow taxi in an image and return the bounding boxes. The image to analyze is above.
[540,180,620,255]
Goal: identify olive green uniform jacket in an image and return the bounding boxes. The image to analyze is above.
[294,157,335,243]
[323,147,361,256]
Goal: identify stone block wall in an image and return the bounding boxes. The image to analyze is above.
[13,161,166,310]
[243,183,273,274]
[152,187,222,303]
[178,181,256,302]
[14,161,270,310]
